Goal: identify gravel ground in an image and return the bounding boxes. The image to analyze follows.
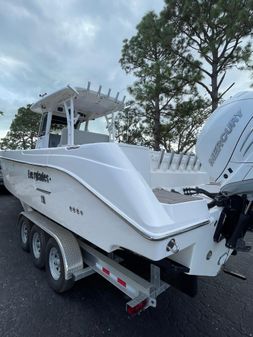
[0,190,252,337]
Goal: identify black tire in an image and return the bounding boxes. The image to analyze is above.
[30,226,48,269]
[45,238,74,293]
[18,216,32,252]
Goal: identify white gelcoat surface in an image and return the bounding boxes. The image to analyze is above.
[0,142,229,276]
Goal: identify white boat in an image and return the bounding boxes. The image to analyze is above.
[1,86,252,279]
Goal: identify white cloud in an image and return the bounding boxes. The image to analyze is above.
[60,20,99,43]
[0,55,27,71]
[0,129,8,140]
[0,0,165,135]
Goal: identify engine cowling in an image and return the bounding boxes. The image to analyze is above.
[196,91,253,197]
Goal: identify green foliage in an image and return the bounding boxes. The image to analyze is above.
[115,101,148,146]
[160,98,211,153]
[120,11,208,152]
[0,105,41,150]
[119,2,253,152]
[162,0,253,110]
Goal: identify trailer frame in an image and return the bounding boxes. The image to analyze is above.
[20,210,170,314]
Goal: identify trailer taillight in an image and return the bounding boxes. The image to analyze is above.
[102,267,110,275]
[117,277,126,287]
[127,299,147,315]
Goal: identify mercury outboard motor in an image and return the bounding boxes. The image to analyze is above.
[195,92,253,251]
[197,91,253,196]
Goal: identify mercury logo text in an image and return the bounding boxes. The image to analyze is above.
[209,110,242,166]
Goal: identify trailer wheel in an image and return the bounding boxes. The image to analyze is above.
[18,216,32,252]
[30,226,48,269]
[45,238,74,293]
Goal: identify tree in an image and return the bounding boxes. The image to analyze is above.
[120,11,206,151]
[115,101,148,146]
[162,0,253,111]
[160,98,210,153]
[0,105,41,150]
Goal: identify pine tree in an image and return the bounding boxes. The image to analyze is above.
[120,11,206,151]
[162,0,253,111]
[0,105,40,150]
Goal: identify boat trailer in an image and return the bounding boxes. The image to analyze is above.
[19,209,170,315]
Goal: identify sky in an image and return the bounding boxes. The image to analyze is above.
[0,0,252,139]
[0,0,165,138]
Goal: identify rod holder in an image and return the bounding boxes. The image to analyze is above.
[97,85,102,96]
[157,149,165,170]
[185,154,191,170]
[168,151,174,169]
[176,153,184,169]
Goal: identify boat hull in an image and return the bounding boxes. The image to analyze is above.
[0,144,231,276]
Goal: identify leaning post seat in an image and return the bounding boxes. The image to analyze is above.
[58,128,109,146]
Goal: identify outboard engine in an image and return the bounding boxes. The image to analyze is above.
[195,91,253,251]
[197,91,253,196]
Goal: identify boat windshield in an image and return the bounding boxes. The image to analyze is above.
[78,117,108,135]
[51,115,67,135]
[38,113,48,137]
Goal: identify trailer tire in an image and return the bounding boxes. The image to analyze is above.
[18,216,32,252]
[30,226,48,269]
[45,238,74,293]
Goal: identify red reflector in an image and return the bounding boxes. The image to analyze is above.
[102,267,110,275]
[127,299,147,315]
[117,278,126,287]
